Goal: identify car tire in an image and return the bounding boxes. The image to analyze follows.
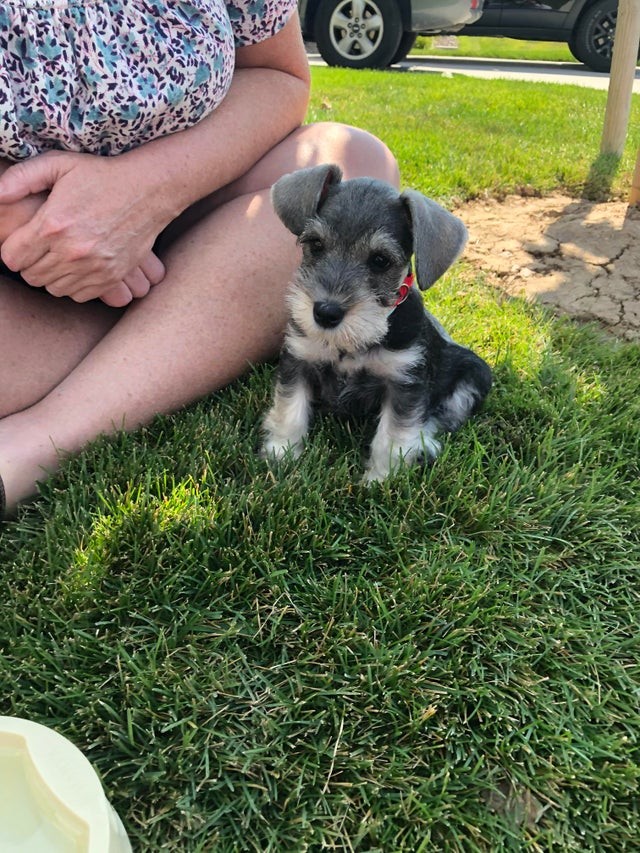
[388,31,417,65]
[314,0,403,69]
[570,0,620,73]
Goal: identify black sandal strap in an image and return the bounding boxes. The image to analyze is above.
[0,473,5,521]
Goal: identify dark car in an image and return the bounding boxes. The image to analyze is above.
[455,0,625,73]
[299,0,485,69]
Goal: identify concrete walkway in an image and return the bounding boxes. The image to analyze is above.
[305,48,640,93]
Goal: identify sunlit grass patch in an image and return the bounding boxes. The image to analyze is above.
[414,36,576,64]
[307,67,639,201]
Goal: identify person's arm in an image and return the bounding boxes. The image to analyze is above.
[0,14,310,306]
[125,13,311,218]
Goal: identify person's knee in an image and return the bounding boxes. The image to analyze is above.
[204,122,400,211]
[298,122,400,188]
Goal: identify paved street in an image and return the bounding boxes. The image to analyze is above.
[305,48,640,93]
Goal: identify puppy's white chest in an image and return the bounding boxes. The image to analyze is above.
[338,345,424,382]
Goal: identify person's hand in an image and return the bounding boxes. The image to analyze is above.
[0,190,48,244]
[0,184,162,307]
[0,151,169,306]
[0,155,48,245]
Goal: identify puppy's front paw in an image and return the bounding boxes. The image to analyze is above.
[361,464,389,485]
[363,433,443,484]
[260,437,304,461]
[261,387,310,464]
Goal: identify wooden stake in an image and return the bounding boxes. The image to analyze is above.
[600,0,640,157]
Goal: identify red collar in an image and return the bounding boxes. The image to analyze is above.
[392,271,415,309]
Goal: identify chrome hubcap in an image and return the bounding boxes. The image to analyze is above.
[328,0,384,60]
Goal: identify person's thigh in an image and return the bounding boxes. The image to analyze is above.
[0,274,121,418]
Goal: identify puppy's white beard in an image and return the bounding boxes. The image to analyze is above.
[288,287,389,356]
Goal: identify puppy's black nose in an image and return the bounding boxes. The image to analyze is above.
[313,301,345,328]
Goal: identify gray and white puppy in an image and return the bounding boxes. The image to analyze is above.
[261,163,492,482]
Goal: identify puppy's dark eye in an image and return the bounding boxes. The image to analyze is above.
[369,252,392,272]
[303,238,324,255]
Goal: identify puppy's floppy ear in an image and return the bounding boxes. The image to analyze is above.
[271,163,343,235]
[401,190,468,290]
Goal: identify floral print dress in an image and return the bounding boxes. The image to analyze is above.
[0,0,297,161]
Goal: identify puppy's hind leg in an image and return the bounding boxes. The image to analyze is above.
[261,355,313,460]
[431,348,492,435]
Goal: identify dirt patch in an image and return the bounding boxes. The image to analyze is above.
[455,195,640,342]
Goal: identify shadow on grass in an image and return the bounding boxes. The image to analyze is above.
[583,151,621,200]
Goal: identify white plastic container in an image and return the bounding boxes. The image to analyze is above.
[0,716,132,852]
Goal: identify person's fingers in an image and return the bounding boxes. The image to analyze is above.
[139,251,166,286]
[47,279,133,306]
[1,227,49,272]
[97,283,134,308]
[122,266,152,299]
[20,256,74,291]
[0,150,68,203]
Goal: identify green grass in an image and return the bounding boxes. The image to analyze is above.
[2,69,640,850]
[414,36,576,64]
[307,67,640,201]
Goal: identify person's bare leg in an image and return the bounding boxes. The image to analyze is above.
[0,123,399,512]
[0,279,121,418]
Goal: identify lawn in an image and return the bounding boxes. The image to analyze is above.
[414,36,576,64]
[1,69,639,850]
[306,67,639,201]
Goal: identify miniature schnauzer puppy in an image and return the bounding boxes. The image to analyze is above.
[261,163,492,482]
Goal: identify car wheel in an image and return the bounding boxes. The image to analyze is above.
[570,0,620,73]
[314,0,403,69]
[388,31,417,65]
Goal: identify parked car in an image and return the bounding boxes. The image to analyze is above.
[454,0,626,73]
[299,0,485,69]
